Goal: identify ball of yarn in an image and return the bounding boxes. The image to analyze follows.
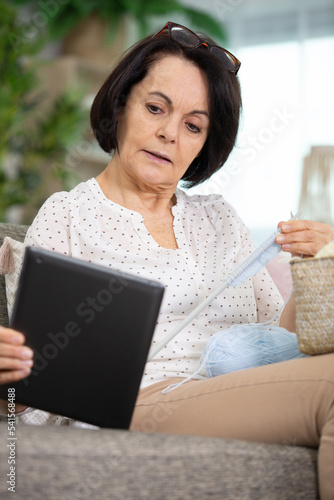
[204,324,308,377]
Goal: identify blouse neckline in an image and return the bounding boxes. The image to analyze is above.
[88,177,185,220]
[88,177,186,251]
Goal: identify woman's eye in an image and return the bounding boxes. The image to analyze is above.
[147,105,161,114]
[187,123,201,133]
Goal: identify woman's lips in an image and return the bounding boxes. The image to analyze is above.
[143,150,172,164]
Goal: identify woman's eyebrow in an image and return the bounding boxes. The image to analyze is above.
[149,91,172,105]
[148,91,209,118]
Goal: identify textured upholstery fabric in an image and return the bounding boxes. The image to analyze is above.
[1,237,25,319]
[0,223,28,327]
[0,423,319,499]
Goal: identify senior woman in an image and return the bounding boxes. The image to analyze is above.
[0,22,333,498]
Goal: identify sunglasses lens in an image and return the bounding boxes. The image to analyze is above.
[155,24,240,74]
[211,47,238,72]
[170,26,199,48]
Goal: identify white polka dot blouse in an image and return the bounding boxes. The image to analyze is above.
[25,178,283,389]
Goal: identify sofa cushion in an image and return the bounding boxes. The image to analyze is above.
[0,423,319,499]
[0,223,28,327]
[0,237,25,320]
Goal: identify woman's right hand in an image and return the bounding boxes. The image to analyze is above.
[0,326,33,384]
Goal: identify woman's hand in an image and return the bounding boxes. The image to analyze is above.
[0,326,33,384]
[276,220,333,257]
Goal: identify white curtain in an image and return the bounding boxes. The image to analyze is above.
[299,146,334,225]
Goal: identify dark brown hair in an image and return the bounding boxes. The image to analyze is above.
[90,30,242,187]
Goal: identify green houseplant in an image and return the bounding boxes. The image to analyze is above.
[0,2,88,223]
[11,0,227,45]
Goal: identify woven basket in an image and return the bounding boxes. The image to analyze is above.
[290,257,334,354]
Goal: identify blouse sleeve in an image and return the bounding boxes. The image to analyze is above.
[238,216,284,324]
[24,192,72,255]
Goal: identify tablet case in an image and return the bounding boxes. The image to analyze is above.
[0,247,164,428]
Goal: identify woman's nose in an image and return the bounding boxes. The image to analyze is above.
[157,117,178,143]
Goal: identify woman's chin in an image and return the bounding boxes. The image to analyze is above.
[131,166,175,190]
[136,174,177,193]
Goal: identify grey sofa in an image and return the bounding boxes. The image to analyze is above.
[0,222,319,499]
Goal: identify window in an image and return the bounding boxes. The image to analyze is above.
[186,0,334,243]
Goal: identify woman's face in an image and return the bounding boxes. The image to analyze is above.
[115,55,210,193]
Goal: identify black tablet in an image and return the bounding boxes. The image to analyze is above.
[0,246,164,428]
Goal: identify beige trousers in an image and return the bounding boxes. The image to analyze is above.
[131,353,334,499]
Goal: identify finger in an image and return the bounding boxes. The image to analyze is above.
[0,326,26,345]
[276,220,333,257]
[278,220,333,236]
[0,355,33,372]
[276,232,330,256]
[0,342,34,361]
[0,368,31,385]
[277,229,317,244]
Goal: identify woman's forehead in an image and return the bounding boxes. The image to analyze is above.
[134,55,210,110]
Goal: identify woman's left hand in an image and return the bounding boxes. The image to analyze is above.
[276,219,333,257]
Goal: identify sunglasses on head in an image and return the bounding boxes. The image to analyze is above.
[153,22,241,75]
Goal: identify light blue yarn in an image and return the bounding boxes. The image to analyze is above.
[160,214,305,393]
[203,324,308,378]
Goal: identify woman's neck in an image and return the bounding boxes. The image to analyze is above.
[96,161,177,217]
